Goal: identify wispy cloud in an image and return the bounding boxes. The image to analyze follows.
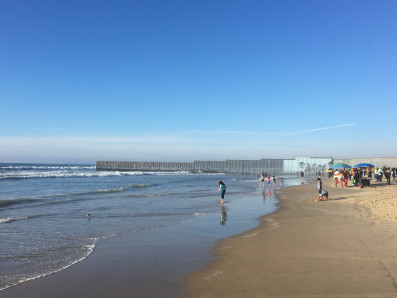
[205,123,356,136]
[289,123,356,135]
[0,123,358,163]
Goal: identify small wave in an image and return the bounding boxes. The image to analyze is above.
[1,184,153,210]
[93,212,190,219]
[0,217,28,224]
[0,215,42,224]
[125,191,185,199]
[0,237,99,291]
[141,171,192,176]
[0,198,41,208]
[0,165,95,171]
[0,170,143,180]
[0,169,218,180]
[92,183,151,194]
[193,212,209,216]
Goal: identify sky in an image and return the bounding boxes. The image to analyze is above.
[1,0,396,164]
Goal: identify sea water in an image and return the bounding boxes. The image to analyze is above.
[0,163,303,291]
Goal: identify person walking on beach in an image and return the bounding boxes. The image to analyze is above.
[217,181,226,205]
[272,176,276,188]
[378,167,383,182]
[354,170,360,187]
[317,178,322,194]
[267,175,271,187]
[343,170,348,187]
[385,168,391,185]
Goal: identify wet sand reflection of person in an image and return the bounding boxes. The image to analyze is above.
[220,205,227,225]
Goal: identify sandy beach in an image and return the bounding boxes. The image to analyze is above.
[184,178,397,297]
[3,177,397,298]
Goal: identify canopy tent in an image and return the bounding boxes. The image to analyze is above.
[330,163,351,169]
[353,163,375,169]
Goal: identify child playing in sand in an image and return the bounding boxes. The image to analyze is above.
[316,190,328,202]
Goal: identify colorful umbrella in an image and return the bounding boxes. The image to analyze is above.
[353,163,375,169]
[330,163,351,169]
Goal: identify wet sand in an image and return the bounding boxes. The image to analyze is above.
[1,190,277,298]
[184,178,397,297]
[1,223,194,297]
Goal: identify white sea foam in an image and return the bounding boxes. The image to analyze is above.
[0,165,96,172]
[0,170,140,180]
[193,212,208,216]
[0,237,99,291]
[0,170,203,180]
[0,217,30,224]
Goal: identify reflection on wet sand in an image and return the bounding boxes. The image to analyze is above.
[220,205,227,225]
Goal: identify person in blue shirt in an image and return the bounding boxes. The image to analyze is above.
[317,178,322,194]
[316,190,328,202]
[217,181,226,205]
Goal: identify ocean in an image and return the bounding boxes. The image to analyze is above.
[0,163,303,292]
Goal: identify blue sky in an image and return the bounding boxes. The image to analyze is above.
[1,0,396,163]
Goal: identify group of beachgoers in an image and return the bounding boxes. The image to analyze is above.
[316,166,396,202]
[330,166,396,188]
[216,173,286,207]
[373,167,396,184]
[258,172,284,188]
[218,166,396,206]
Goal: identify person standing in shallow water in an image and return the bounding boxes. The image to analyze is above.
[259,173,265,188]
[218,181,226,205]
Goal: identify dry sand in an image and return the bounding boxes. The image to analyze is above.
[184,178,397,298]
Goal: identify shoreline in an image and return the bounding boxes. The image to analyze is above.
[183,178,397,297]
[4,177,396,297]
[1,181,284,298]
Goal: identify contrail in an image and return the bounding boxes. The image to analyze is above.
[206,123,356,136]
[291,123,356,135]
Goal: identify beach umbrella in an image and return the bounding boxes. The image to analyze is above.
[330,163,351,169]
[353,163,375,169]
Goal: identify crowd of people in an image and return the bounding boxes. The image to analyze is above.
[316,165,396,202]
[329,166,396,188]
[373,167,396,184]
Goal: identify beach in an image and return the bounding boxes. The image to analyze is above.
[184,178,397,297]
[2,172,397,297]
